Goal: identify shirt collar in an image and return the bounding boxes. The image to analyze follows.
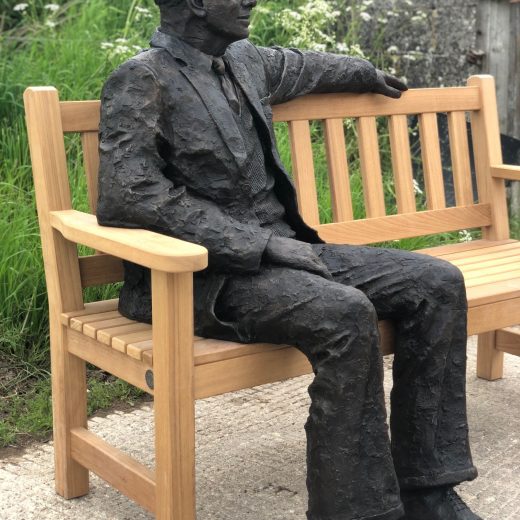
[150,29,215,73]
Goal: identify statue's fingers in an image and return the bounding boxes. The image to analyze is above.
[384,73,408,91]
[381,85,403,99]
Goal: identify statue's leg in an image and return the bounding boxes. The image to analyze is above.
[314,244,478,491]
[214,266,404,520]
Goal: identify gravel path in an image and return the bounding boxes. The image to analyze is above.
[1,336,519,519]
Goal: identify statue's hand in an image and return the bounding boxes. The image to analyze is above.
[372,69,408,99]
[264,236,332,280]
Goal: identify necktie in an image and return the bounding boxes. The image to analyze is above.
[212,57,241,114]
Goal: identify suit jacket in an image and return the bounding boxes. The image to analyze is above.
[97,30,379,338]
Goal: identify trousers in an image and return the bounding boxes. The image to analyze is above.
[211,244,477,520]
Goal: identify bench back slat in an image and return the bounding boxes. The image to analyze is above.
[288,120,320,226]
[323,118,353,222]
[357,116,386,218]
[447,111,474,206]
[388,114,416,213]
[418,112,446,210]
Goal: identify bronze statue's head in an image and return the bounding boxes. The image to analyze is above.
[155,0,257,50]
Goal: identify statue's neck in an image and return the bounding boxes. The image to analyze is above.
[160,20,231,57]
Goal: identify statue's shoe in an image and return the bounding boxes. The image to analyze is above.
[401,486,483,520]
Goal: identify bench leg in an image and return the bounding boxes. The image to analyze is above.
[52,325,89,498]
[153,271,196,520]
[476,331,504,381]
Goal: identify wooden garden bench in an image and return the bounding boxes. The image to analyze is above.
[24,74,520,519]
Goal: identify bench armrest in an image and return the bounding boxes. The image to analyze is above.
[50,209,208,273]
[490,165,520,181]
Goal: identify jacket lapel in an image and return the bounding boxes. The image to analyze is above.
[150,30,246,165]
[177,65,247,165]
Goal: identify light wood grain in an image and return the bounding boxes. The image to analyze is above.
[79,254,124,287]
[272,87,481,122]
[419,113,446,209]
[324,118,353,221]
[71,428,156,513]
[447,111,474,206]
[357,117,386,217]
[315,204,491,245]
[416,239,515,256]
[67,329,153,394]
[476,331,504,380]
[288,120,320,226]
[152,271,196,520]
[24,87,89,499]
[61,299,118,326]
[468,75,509,240]
[50,210,208,273]
[421,240,520,260]
[60,100,101,132]
[70,310,122,331]
[389,114,416,213]
[490,164,520,180]
[97,322,150,346]
[81,132,100,213]
[466,279,520,307]
[469,299,520,335]
[495,328,520,356]
[112,329,152,354]
[83,317,135,339]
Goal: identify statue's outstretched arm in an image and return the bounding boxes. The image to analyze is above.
[254,44,406,105]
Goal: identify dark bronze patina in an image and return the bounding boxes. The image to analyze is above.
[97,1,482,518]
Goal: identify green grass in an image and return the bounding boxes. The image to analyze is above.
[0,0,513,447]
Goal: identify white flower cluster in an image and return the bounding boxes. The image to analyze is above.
[459,230,473,242]
[275,0,341,51]
[101,38,142,58]
[135,5,153,21]
[13,3,29,11]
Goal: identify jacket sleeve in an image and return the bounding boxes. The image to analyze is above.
[96,59,272,273]
[254,45,378,106]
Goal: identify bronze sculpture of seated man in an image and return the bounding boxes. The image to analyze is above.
[97,0,482,518]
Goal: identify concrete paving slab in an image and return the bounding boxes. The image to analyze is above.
[0,337,519,519]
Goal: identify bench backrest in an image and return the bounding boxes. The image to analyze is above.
[24,75,509,299]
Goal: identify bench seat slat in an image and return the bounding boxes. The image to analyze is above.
[417,239,515,256]
[61,298,119,326]
[465,269,520,287]
[112,329,153,353]
[97,322,151,346]
[428,240,520,261]
[70,310,121,331]
[83,316,136,338]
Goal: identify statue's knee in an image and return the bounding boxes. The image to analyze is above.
[323,287,378,344]
[421,259,466,306]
